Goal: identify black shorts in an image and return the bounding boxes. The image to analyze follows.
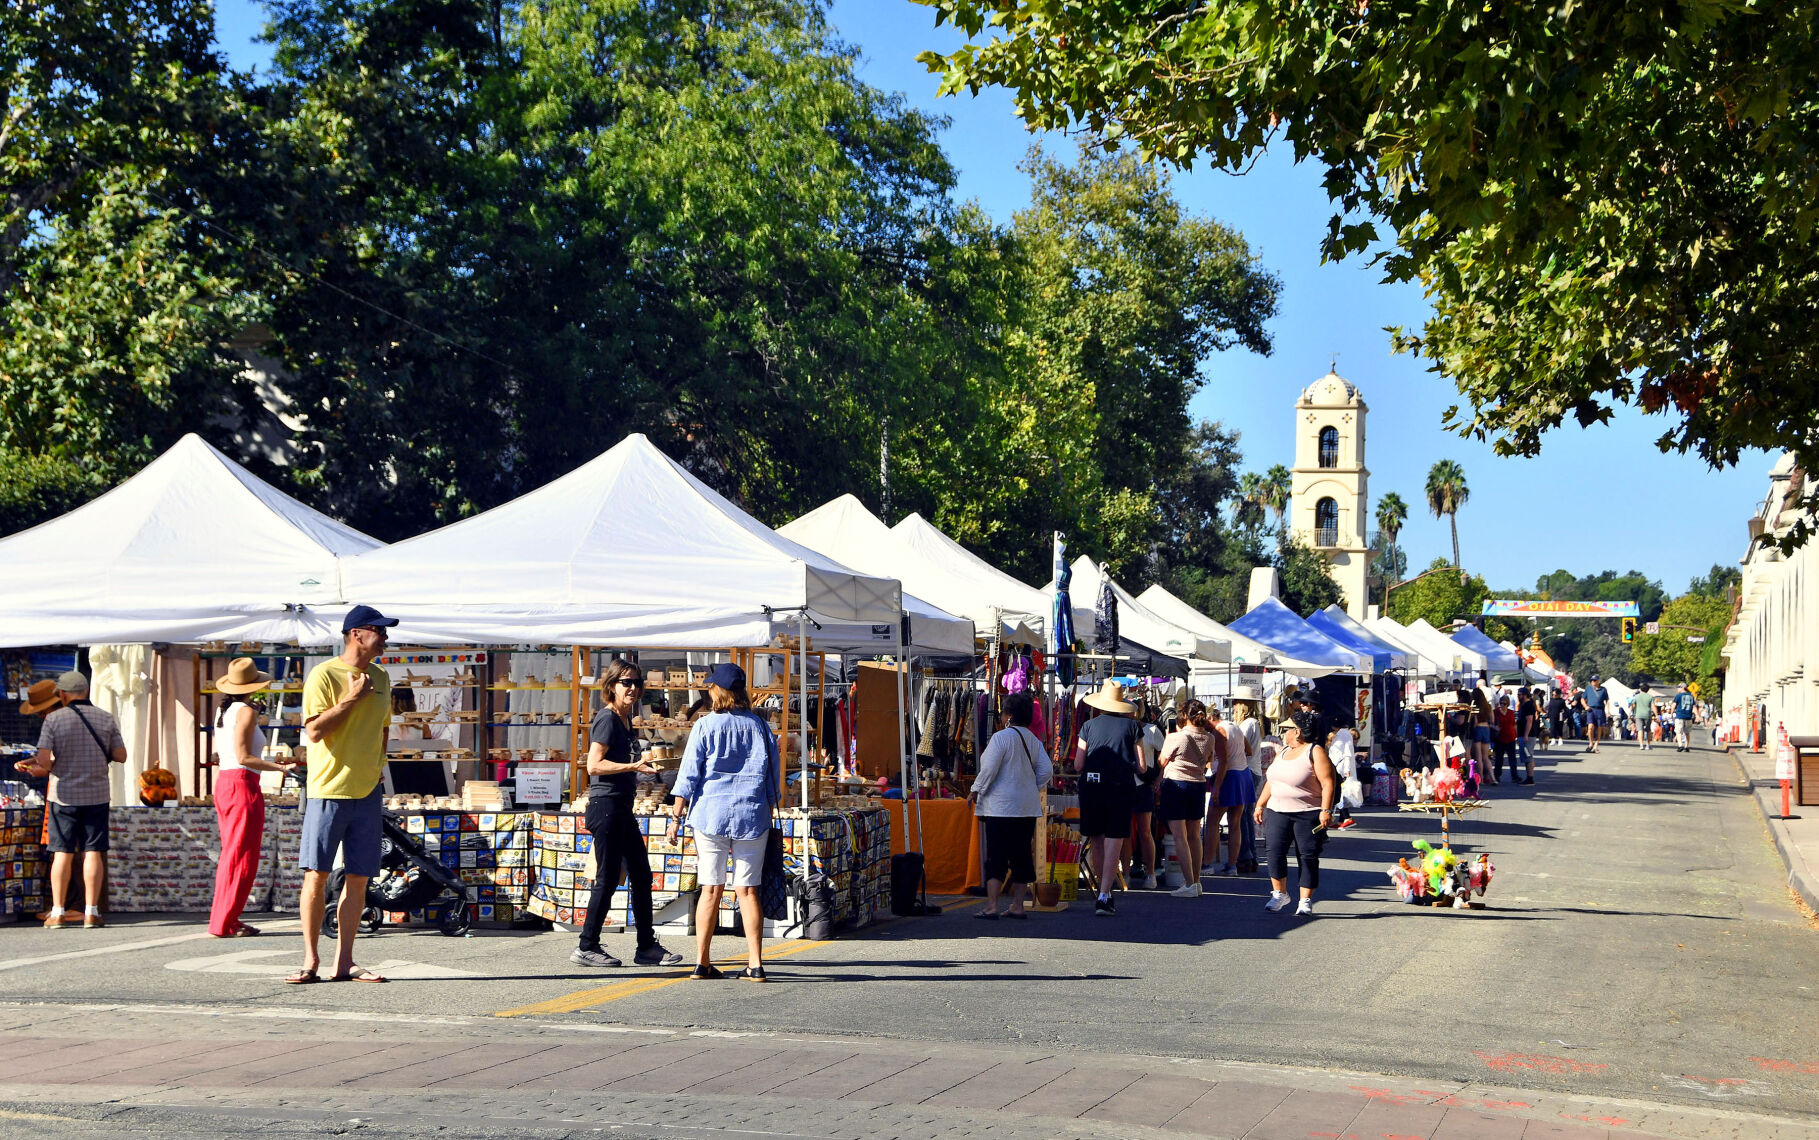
[47,803,109,854]
[1131,781,1156,816]
[1077,775,1133,839]
[1157,778,1207,823]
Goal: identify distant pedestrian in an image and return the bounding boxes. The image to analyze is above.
[1673,684,1696,751]
[1515,688,1539,782]
[292,606,398,984]
[13,672,126,929]
[1209,702,1255,877]
[1074,681,1143,916]
[1233,700,1263,874]
[1546,690,1567,746]
[1156,699,1217,897]
[1325,719,1359,828]
[210,659,298,937]
[1127,709,1163,891]
[576,657,684,970]
[1582,677,1609,753]
[969,691,1053,920]
[1629,685,1655,751]
[669,663,778,979]
[1493,696,1521,784]
[1255,715,1337,917]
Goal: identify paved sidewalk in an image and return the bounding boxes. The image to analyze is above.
[1,1003,1817,1140]
[1728,741,1819,914]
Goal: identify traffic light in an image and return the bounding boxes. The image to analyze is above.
[1621,617,1636,643]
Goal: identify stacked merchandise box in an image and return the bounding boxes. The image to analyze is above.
[394,810,533,927]
[525,811,699,930]
[0,806,46,918]
[108,804,304,913]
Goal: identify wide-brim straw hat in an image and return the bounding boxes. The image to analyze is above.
[18,679,59,716]
[217,657,274,695]
[1083,680,1137,716]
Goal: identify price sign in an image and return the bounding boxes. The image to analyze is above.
[516,764,566,805]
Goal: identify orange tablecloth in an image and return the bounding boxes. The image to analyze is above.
[887,799,982,895]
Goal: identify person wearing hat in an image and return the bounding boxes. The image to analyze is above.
[573,657,684,971]
[1582,675,1609,754]
[14,671,126,928]
[289,605,398,984]
[210,659,299,938]
[668,661,780,979]
[1072,680,1146,917]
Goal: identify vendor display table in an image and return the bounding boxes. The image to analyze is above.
[0,806,47,919]
[887,800,981,896]
[108,803,304,913]
[97,803,890,940]
[525,807,891,939]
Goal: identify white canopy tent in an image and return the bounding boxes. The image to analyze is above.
[1365,616,1467,680]
[1136,584,1343,678]
[892,511,1050,646]
[774,495,990,652]
[340,433,925,649]
[1045,556,1230,664]
[0,434,380,647]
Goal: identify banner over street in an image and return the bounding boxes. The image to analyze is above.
[1481,599,1640,618]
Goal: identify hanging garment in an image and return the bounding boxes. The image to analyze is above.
[1093,580,1119,655]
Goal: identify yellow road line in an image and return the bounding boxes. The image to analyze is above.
[495,939,831,1018]
[941,897,985,913]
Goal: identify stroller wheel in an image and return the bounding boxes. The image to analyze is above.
[359,907,383,934]
[438,903,472,937]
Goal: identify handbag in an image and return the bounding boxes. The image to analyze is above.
[759,826,788,920]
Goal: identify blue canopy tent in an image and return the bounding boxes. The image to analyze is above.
[1451,625,1524,676]
[1311,605,1415,671]
[1229,598,1370,673]
[1306,608,1395,673]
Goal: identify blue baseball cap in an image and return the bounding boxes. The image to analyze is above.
[342,604,400,635]
[704,662,746,689]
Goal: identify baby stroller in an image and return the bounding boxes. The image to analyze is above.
[322,808,474,938]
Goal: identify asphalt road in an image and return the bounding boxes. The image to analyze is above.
[0,741,1813,1134]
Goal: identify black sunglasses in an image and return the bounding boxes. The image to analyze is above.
[614,678,645,689]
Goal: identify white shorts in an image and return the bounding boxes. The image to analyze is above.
[695,833,766,888]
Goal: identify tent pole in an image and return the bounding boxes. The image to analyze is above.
[798,613,811,811]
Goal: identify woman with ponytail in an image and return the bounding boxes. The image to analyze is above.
[1157,700,1220,897]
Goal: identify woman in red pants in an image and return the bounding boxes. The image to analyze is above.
[210,659,296,937]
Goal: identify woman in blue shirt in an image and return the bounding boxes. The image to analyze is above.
[667,662,780,981]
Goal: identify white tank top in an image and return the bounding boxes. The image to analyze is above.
[215,703,266,773]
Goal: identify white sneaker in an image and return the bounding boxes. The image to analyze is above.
[1170,882,1202,898]
[1142,875,1160,890]
[1295,899,1313,916]
[1264,892,1289,912]
[1206,862,1230,877]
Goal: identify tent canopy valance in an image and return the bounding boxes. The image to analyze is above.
[0,434,381,647]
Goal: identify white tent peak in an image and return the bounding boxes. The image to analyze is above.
[342,432,903,630]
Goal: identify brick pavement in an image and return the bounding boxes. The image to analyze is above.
[2,1019,1816,1140]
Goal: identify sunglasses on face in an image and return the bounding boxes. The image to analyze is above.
[615,678,645,690]
[356,626,388,642]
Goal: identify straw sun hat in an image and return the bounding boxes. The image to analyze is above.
[217,657,274,695]
[18,679,59,716]
[1083,680,1137,716]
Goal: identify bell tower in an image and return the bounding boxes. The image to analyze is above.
[1289,369,1370,618]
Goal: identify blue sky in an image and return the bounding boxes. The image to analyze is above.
[211,0,1766,598]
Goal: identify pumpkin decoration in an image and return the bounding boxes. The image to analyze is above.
[139,766,179,807]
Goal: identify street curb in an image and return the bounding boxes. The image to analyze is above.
[1727,746,1819,914]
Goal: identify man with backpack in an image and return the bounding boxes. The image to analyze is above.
[1673,684,1697,751]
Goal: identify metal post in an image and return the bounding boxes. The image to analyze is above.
[798,614,811,810]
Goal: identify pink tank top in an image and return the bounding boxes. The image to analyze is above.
[1266,744,1323,813]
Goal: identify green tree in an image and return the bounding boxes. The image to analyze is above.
[1688,564,1742,600]
[1424,460,1469,569]
[1260,464,1291,531]
[912,2,1819,545]
[1373,490,1409,603]
[897,141,1278,581]
[1234,472,1266,535]
[1387,557,1486,632]
[0,0,266,502]
[1631,593,1732,688]
[1273,534,1341,617]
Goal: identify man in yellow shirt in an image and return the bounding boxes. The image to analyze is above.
[287,605,396,985]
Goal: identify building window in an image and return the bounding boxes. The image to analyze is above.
[1318,426,1340,468]
[1315,497,1339,547]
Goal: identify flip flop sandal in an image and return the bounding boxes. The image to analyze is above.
[974,910,999,920]
[331,966,388,983]
[233,923,261,937]
[283,969,320,985]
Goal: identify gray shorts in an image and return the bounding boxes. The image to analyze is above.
[299,789,382,878]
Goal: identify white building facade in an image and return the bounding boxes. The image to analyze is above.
[1720,454,1818,746]
[1288,370,1371,619]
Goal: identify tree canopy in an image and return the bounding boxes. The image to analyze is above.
[913,1,1819,540]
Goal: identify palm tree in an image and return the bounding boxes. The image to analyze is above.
[1375,491,1409,602]
[1235,472,1266,534]
[1425,460,1469,569]
[1261,464,1292,531]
